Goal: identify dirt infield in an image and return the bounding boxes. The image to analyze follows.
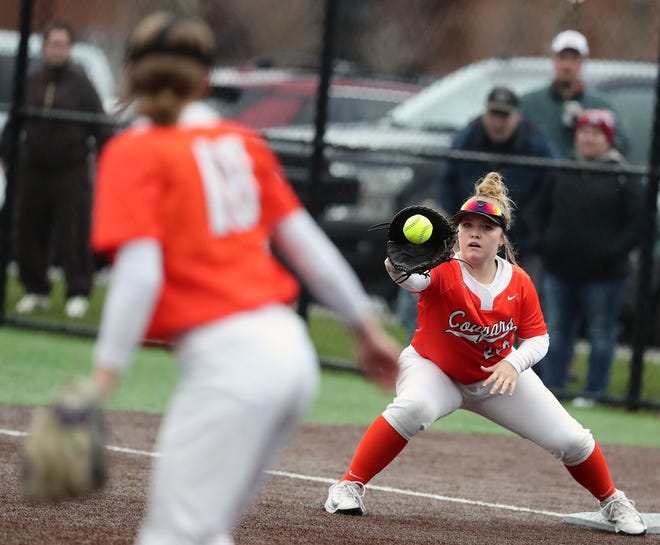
[1,404,659,545]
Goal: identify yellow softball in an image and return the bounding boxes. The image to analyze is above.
[403,214,433,244]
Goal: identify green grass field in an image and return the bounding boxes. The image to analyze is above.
[5,268,660,401]
[4,267,660,447]
[1,324,659,448]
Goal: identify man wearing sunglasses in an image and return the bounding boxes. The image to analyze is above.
[532,109,643,407]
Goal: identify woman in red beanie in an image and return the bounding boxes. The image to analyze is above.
[574,108,617,156]
[534,108,644,406]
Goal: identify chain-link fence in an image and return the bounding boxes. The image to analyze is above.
[1,0,660,410]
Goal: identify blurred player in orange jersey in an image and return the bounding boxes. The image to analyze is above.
[87,11,399,545]
[324,172,646,536]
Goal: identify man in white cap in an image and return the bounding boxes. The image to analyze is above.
[520,30,629,158]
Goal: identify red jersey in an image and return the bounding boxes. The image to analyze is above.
[411,258,546,384]
[92,114,302,340]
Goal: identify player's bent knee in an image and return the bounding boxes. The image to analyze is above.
[382,397,436,440]
[552,428,595,466]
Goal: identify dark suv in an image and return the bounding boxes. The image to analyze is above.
[264,56,657,303]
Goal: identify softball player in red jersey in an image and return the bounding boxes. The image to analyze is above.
[87,12,399,545]
[324,172,646,535]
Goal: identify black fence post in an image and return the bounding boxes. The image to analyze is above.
[627,31,660,410]
[0,0,33,324]
[297,0,337,321]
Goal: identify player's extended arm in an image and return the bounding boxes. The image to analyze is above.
[384,257,431,292]
[272,210,368,322]
[92,239,164,398]
[273,209,399,389]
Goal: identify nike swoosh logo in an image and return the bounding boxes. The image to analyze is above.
[507,294,517,300]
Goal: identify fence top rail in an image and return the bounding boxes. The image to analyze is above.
[267,135,654,177]
[2,103,654,178]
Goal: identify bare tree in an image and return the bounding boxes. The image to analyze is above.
[209,0,322,67]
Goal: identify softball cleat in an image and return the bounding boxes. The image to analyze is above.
[600,490,647,535]
[324,480,366,515]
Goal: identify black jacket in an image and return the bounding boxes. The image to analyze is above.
[1,61,113,167]
[533,150,643,281]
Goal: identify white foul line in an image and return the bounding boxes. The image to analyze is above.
[1,428,563,518]
[268,469,564,517]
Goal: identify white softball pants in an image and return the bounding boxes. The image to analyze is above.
[135,304,320,545]
[383,345,594,466]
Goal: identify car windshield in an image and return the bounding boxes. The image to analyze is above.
[295,95,406,125]
[387,58,552,131]
[206,80,417,127]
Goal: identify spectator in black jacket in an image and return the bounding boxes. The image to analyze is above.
[0,21,113,318]
[533,109,643,406]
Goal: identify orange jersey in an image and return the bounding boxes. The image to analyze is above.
[411,258,546,384]
[92,115,302,340]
